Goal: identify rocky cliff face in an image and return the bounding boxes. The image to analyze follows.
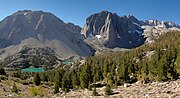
[81,11,145,49]
[0,10,94,61]
[81,11,180,49]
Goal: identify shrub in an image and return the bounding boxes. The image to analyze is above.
[0,75,8,80]
[10,77,21,83]
[19,80,29,85]
[12,71,21,78]
[29,85,44,97]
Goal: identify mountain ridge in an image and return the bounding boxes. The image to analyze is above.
[81,10,180,49]
[0,10,180,67]
[0,10,94,61]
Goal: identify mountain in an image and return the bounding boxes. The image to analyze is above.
[140,20,180,43]
[81,11,180,49]
[81,11,145,49]
[0,10,94,61]
[0,10,180,68]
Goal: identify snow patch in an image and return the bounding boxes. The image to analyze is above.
[129,41,132,44]
[158,24,164,28]
[149,20,154,23]
[95,35,101,39]
[128,31,131,33]
[24,13,28,15]
[133,22,141,27]
[81,32,84,35]
[135,30,142,34]
[116,33,121,38]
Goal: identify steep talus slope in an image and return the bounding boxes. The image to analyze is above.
[0,10,94,61]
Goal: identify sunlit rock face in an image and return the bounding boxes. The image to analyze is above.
[81,11,180,49]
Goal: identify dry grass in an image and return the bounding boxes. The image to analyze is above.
[0,78,53,98]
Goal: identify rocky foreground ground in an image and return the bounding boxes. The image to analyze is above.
[54,79,180,98]
[0,77,180,98]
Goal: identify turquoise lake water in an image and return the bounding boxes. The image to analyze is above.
[22,68,44,72]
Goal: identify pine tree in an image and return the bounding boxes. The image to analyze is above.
[110,64,116,75]
[107,73,113,88]
[119,63,125,79]
[54,80,59,94]
[93,67,102,82]
[92,87,98,96]
[88,81,92,91]
[54,72,60,94]
[80,64,92,89]
[34,73,41,86]
[62,71,71,92]
[103,61,109,78]
[141,61,149,82]
[157,56,167,82]
[118,60,129,82]
[128,63,135,74]
[72,71,80,89]
[12,83,18,94]
[114,74,118,88]
[0,68,6,75]
[142,62,149,75]
[171,62,178,79]
[104,85,113,95]
[62,77,69,92]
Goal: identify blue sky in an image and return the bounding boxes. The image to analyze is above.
[0,0,179,27]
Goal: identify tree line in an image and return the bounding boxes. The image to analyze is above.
[1,31,180,95]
